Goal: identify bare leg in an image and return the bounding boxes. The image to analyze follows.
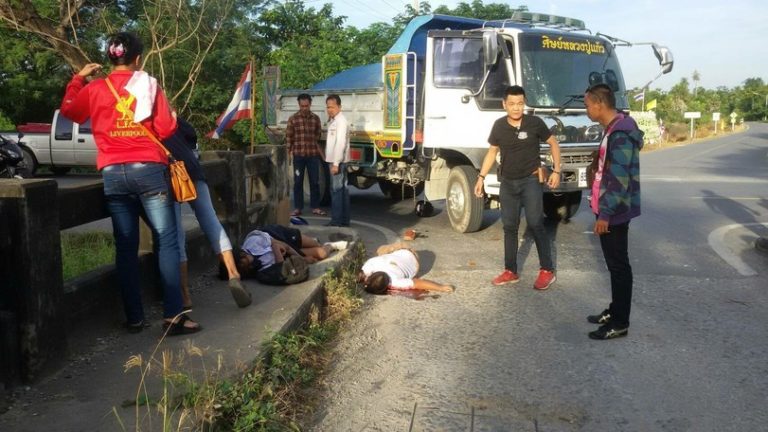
[301,234,321,248]
[220,249,241,280]
[301,245,331,262]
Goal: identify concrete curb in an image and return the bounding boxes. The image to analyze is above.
[0,226,363,431]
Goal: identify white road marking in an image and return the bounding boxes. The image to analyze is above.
[644,176,768,184]
[708,223,768,276]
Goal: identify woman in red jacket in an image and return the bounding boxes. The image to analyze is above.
[60,32,201,336]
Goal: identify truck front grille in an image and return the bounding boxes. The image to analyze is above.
[561,154,593,165]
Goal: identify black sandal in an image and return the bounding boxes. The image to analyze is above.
[162,314,202,336]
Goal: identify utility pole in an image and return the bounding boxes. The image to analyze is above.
[413,0,419,14]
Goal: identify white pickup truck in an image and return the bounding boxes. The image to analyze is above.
[5,110,96,176]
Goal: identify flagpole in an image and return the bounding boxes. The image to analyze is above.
[250,56,256,154]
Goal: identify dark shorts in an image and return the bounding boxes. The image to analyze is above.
[260,225,303,252]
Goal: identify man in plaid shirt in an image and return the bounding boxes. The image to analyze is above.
[287,93,325,216]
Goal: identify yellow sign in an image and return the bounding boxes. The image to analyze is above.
[541,35,605,55]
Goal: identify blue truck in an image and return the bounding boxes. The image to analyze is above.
[266,12,673,232]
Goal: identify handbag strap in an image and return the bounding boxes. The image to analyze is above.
[104,77,173,158]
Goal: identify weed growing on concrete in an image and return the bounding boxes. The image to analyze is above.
[113,242,365,431]
[60,232,114,280]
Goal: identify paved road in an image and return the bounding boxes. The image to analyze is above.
[306,124,768,431]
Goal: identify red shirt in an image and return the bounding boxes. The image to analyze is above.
[60,70,177,169]
[285,110,322,157]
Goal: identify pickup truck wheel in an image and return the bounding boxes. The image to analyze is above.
[50,166,71,176]
[378,179,424,200]
[19,147,37,177]
[446,165,483,233]
[543,191,582,222]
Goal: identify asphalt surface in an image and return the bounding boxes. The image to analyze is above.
[305,124,768,431]
[2,124,767,431]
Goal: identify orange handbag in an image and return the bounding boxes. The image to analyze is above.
[105,78,196,202]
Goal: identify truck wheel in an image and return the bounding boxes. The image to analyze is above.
[349,174,377,190]
[378,179,424,200]
[446,165,483,233]
[543,191,582,222]
[50,166,71,176]
[19,147,37,177]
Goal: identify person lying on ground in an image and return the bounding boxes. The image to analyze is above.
[359,242,455,295]
[228,224,348,285]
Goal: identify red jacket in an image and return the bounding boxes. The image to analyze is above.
[60,70,177,169]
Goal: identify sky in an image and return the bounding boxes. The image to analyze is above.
[315,0,768,91]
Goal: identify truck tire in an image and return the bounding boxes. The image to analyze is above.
[543,191,582,222]
[19,147,37,177]
[378,179,424,200]
[50,166,71,176]
[446,165,483,233]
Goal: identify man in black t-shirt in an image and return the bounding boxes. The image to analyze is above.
[474,85,562,290]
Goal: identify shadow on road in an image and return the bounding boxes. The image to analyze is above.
[701,189,768,238]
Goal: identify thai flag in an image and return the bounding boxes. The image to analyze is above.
[208,63,252,138]
[633,92,644,102]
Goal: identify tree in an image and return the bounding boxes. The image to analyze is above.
[692,70,700,97]
[433,0,528,20]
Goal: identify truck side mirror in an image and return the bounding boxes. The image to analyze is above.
[483,31,499,66]
[652,44,674,74]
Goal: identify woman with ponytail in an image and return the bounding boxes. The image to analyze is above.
[60,32,201,336]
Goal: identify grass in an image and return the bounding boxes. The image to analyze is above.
[116,241,366,431]
[61,232,115,280]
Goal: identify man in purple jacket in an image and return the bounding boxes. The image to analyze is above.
[584,84,644,340]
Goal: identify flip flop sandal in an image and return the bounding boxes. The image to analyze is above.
[312,209,328,216]
[290,209,302,217]
[163,313,202,336]
[228,278,252,308]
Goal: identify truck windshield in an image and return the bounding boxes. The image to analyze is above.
[519,33,628,109]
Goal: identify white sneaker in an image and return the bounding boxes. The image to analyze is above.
[324,240,348,251]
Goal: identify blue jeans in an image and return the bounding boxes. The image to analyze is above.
[293,155,321,210]
[499,176,553,273]
[102,162,182,323]
[329,163,350,226]
[175,181,233,262]
[599,220,632,327]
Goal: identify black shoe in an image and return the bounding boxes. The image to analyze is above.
[587,309,612,324]
[588,324,628,340]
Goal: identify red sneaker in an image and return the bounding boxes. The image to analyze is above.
[534,269,556,290]
[492,269,519,286]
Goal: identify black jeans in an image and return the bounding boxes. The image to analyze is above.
[599,220,632,327]
[499,176,553,273]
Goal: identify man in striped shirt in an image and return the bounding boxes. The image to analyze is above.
[286,93,325,217]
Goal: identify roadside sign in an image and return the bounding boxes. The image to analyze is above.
[683,112,701,119]
[712,112,720,121]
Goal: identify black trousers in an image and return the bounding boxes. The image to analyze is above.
[599,220,632,327]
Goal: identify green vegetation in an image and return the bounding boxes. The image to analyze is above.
[117,243,365,431]
[1,0,764,147]
[61,232,115,280]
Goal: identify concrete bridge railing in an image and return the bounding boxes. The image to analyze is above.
[0,147,290,388]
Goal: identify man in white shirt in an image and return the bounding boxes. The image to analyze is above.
[359,242,455,295]
[324,94,351,227]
